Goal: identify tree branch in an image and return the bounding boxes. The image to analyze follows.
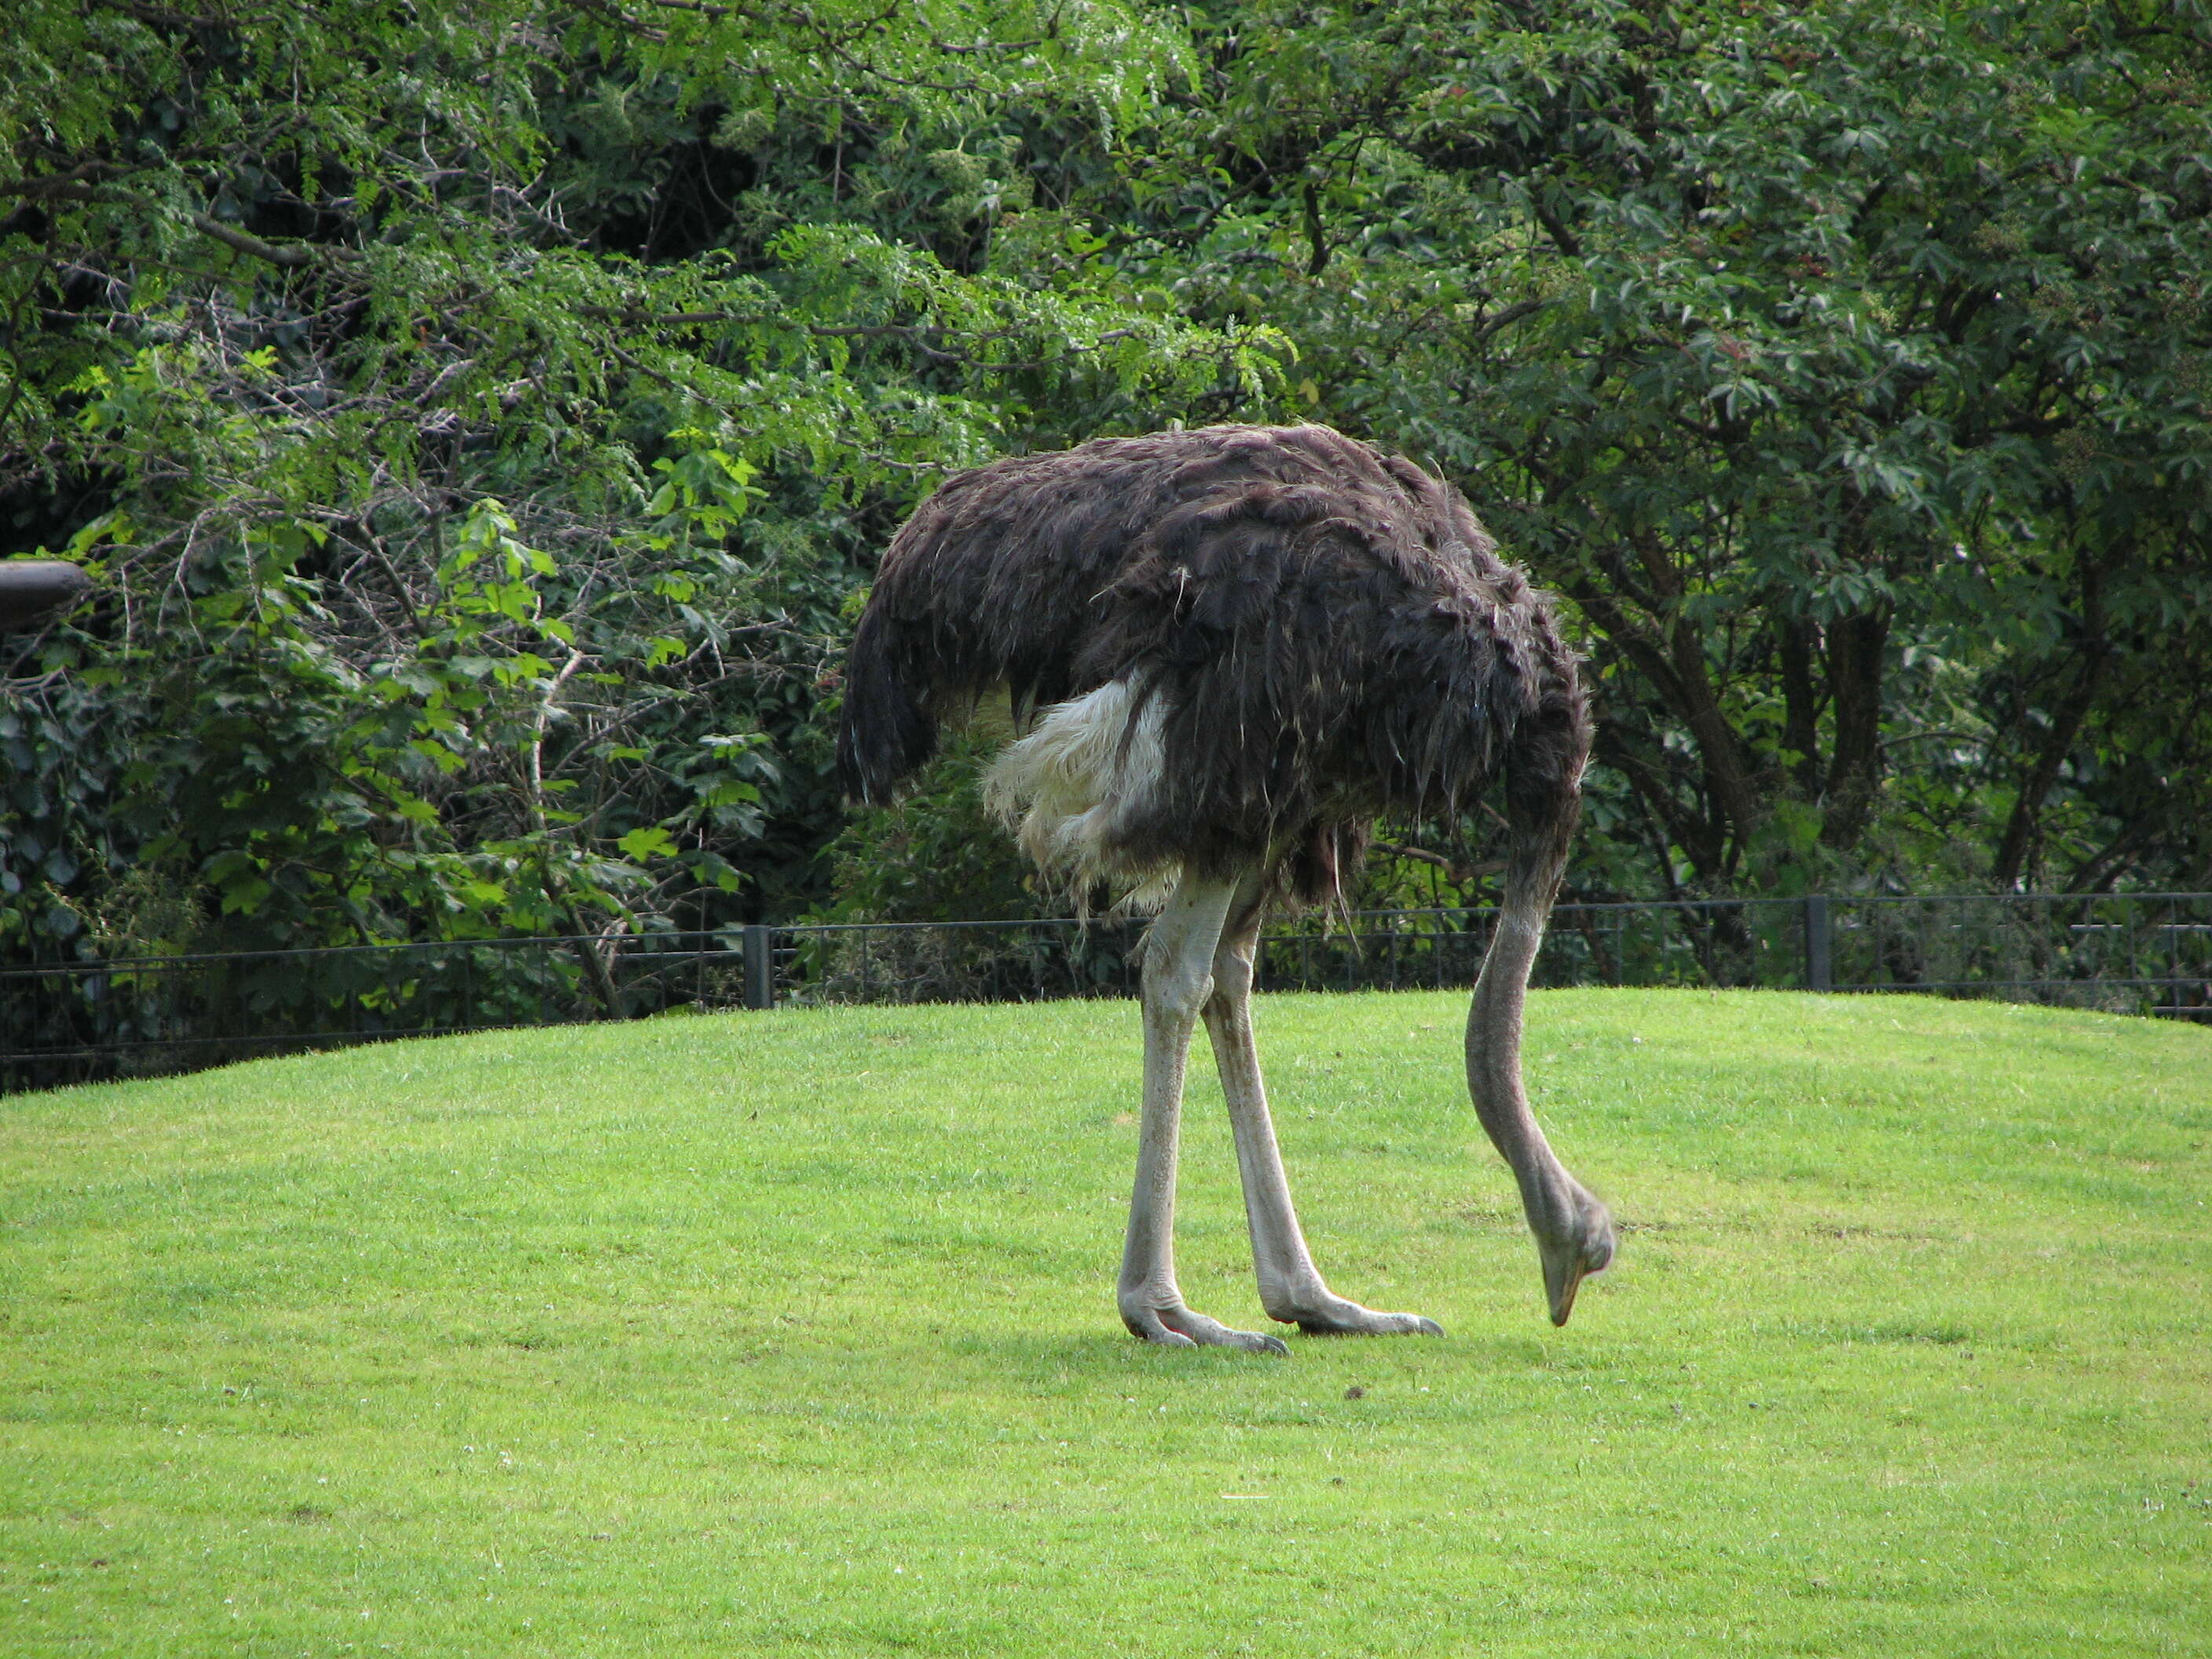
[1533,196,1583,260]
[189,214,361,267]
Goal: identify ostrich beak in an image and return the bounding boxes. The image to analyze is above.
[1541,1210,1617,1327]
[1545,1253,1588,1326]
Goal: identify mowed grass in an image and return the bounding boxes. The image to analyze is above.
[2,990,2207,1657]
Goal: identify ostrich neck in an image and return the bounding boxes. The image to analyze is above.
[1464,897,1573,1234]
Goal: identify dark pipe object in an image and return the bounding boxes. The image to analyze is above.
[0,562,91,632]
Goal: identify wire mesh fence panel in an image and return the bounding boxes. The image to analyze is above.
[1541,902,1787,990]
[1240,902,1801,995]
[7,895,2207,1091]
[1254,910,1492,992]
[782,919,1145,1007]
[1,938,602,1091]
[1827,893,2212,1018]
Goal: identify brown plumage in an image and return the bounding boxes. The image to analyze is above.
[837,423,1589,910]
[835,423,1613,1350]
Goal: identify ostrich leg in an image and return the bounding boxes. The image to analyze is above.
[1118,873,1288,1354]
[1202,881,1444,1338]
[1467,897,1615,1324]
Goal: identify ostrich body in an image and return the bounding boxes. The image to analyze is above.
[837,423,1614,1351]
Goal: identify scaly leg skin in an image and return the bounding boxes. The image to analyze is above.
[1118,873,1288,1356]
[1203,881,1443,1340]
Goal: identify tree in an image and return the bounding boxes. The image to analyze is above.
[1101,0,2212,894]
[0,0,1287,971]
[7,0,2208,1018]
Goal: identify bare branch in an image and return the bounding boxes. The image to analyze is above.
[189,214,361,267]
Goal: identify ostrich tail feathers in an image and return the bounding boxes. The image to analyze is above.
[836,607,936,806]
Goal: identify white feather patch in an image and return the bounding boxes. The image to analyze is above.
[983,675,1181,913]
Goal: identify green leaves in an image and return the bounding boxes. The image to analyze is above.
[616,826,679,862]
[1,0,1280,980]
[646,442,759,541]
[6,0,2206,1011]
[1108,0,2212,894]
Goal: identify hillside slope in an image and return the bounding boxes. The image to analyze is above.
[3,991,2207,1657]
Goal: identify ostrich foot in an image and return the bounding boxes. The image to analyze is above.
[1538,1192,1617,1327]
[1119,1285,1289,1355]
[1263,1282,1445,1339]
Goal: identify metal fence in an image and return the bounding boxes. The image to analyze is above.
[5,892,2208,1092]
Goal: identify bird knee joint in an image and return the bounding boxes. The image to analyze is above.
[1145,965,1214,1024]
[1208,958,1253,1005]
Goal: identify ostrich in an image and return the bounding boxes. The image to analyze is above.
[836,424,1614,1353]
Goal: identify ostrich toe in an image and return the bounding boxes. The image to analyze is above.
[1120,1287,1289,1355]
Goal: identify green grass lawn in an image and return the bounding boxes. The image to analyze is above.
[2,988,2207,1657]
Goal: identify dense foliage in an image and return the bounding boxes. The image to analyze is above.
[1134,0,2212,901]
[4,0,2209,981]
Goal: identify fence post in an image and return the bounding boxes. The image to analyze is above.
[1804,895,1833,992]
[742,925,775,1010]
